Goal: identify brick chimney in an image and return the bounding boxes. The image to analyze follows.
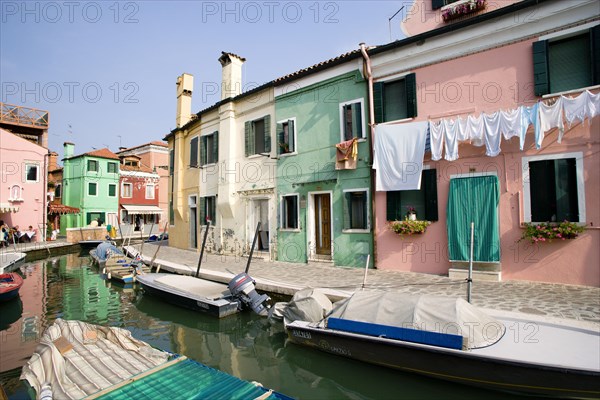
[218,52,245,100]
[176,73,194,128]
[48,151,59,171]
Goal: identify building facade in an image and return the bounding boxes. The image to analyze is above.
[60,143,121,232]
[369,0,599,285]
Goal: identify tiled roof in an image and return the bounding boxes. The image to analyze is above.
[117,141,168,153]
[274,49,362,83]
[49,204,80,215]
[120,164,154,173]
[82,148,120,160]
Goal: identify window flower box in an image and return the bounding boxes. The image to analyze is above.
[389,220,431,236]
[519,221,585,244]
[442,0,486,22]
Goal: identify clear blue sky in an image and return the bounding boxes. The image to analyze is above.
[1,1,407,159]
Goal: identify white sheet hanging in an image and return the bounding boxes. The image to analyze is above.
[466,114,485,147]
[518,105,534,150]
[373,121,429,191]
[587,91,600,118]
[443,119,459,161]
[563,90,590,127]
[429,120,444,161]
[483,111,502,157]
[499,108,521,140]
[538,96,564,145]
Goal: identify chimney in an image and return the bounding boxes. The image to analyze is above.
[63,142,74,158]
[118,146,127,152]
[48,151,59,171]
[176,73,194,128]
[218,52,246,100]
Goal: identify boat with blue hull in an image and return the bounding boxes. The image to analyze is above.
[283,290,600,399]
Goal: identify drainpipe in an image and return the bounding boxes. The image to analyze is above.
[360,42,377,269]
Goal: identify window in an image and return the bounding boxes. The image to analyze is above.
[523,153,585,223]
[534,26,599,96]
[277,119,296,155]
[107,162,118,173]
[280,194,299,230]
[200,132,218,166]
[199,196,216,225]
[87,160,98,172]
[386,169,438,221]
[108,184,116,197]
[339,100,364,141]
[54,184,61,198]
[145,184,155,199]
[122,183,132,198]
[343,190,369,231]
[245,115,271,156]
[88,182,97,196]
[25,164,39,182]
[86,212,106,225]
[374,73,417,123]
[190,136,199,167]
[432,0,460,9]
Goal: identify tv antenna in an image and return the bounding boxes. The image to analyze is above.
[388,6,405,42]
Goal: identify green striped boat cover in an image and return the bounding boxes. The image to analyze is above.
[95,358,292,400]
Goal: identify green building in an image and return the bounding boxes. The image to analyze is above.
[61,142,120,232]
[275,69,373,268]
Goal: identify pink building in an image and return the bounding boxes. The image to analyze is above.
[0,128,47,243]
[369,0,599,286]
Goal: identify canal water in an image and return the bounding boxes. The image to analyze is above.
[1,253,534,399]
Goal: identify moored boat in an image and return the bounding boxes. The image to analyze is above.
[0,272,24,301]
[0,252,26,273]
[20,319,293,400]
[283,289,600,399]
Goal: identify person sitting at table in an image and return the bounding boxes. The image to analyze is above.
[24,225,36,242]
[0,220,8,247]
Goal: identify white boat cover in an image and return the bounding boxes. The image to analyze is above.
[275,288,332,324]
[20,319,170,399]
[327,291,505,349]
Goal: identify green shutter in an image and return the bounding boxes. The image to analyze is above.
[277,122,284,155]
[199,197,206,225]
[533,40,549,96]
[200,136,207,166]
[373,82,384,124]
[291,196,298,229]
[245,121,254,156]
[592,25,600,85]
[423,169,438,221]
[432,0,445,10]
[352,102,362,138]
[386,191,402,221]
[343,192,352,230]
[213,132,219,162]
[405,73,417,118]
[264,115,271,153]
[288,120,295,152]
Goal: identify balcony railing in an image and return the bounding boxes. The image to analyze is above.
[0,103,49,129]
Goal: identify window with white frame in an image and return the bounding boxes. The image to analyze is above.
[523,153,585,223]
[88,182,97,196]
[108,184,117,197]
[339,99,364,141]
[145,184,155,199]
[277,118,296,155]
[343,190,369,231]
[25,163,39,182]
[122,183,133,198]
[280,194,299,230]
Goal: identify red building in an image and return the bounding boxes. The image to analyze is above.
[119,154,162,232]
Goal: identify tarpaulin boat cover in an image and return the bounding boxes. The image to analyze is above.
[328,291,505,349]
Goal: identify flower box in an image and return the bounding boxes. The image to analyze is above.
[442,0,486,22]
[519,221,585,244]
[389,220,431,236]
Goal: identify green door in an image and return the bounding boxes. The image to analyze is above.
[447,175,500,263]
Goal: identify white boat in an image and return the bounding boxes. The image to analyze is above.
[0,252,26,273]
[283,289,600,399]
[20,319,292,399]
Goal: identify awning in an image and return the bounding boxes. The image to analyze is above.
[0,203,19,213]
[122,205,163,215]
[49,204,80,215]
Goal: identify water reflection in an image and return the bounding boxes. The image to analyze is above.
[1,254,535,400]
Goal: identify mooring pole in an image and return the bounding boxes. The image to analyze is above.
[467,222,474,303]
[245,221,261,274]
[195,220,211,278]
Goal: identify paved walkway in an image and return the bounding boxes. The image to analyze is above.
[128,242,600,325]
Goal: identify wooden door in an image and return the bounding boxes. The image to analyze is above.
[314,194,331,255]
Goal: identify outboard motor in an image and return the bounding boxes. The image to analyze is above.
[228,273,270,316]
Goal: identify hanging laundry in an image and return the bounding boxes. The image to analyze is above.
[518,105,534,151]
[483,111,502,157]
[443,119,459,161]
[335,138,358,170]
[429,120,444,161]
[562,90,589,127]
[372,121,429,191]
[538,96,564,145]
[456,116,470,142]
[499,108,521,140]
[466,114,485,147]
[588,90,600,118]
